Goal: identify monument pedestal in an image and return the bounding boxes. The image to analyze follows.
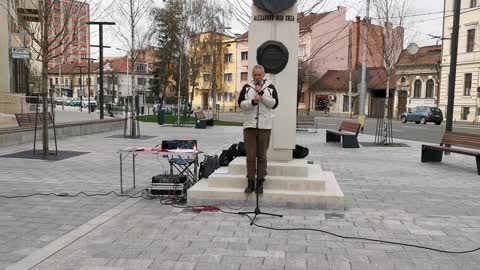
[187,157,344,210]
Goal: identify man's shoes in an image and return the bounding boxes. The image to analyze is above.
[255,178,265,194]
[244,179,255,193]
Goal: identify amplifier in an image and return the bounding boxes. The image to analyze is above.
[148,182,187,196]
[148,174,188,196]
[152,174,187,184]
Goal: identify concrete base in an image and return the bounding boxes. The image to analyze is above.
[0,119,124,148]
[188,157,344,209]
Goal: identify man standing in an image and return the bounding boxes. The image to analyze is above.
[237,65,279,194]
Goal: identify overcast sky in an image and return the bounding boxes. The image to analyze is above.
[90,0,445,58]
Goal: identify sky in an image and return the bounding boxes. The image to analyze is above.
[89,0,445,58]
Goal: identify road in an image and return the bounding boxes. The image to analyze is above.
[313,116,480,144]
[216,112,480,144]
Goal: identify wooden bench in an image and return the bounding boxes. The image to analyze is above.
[326,121,361,148]
[421,131,480,175]
[194,111,214,129]
[15,112,54,127]
[296,116,318,133]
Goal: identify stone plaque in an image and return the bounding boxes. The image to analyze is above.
[256,41,289,74]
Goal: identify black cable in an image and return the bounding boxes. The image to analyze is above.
[0,191,145,199]
[231,213,480,254]
[220,193,251,211]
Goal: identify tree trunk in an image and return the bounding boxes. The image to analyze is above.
[383,73,391,144]
[41,53,49,157]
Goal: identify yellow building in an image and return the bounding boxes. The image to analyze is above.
[190,32,238,112]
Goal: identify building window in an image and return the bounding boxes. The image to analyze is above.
[464,73,472,96]
[203,73,211,82]
[55,78,59,85]
[78,78,82,86]
[343,95,351,112]
[134,63,147,74]
[467,29,475,52]
[224,53,232,63]
[413,79,422,98]
[426,79,434,98]
[241,51,248,61]
[240,72,248,81]
[137,77,146,86]
[299,45,306,57]
[203,55,211,64]
[462,107,470,120]
[224,73,232,82]
[471,0,477,8]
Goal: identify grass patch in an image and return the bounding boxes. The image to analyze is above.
[137,114,243,126]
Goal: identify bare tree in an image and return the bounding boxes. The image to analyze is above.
[371,0,407,144]
[7,0,89,157]
[109,0,153,136]
[187,0,216,106]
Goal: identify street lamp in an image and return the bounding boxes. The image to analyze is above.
[81,56,97,114]
[75,65,87,112]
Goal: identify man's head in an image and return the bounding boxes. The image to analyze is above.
[252,65,265,84]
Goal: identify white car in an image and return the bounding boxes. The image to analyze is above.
[82,99,97,107]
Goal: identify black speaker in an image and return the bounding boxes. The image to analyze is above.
[293,144,309,159]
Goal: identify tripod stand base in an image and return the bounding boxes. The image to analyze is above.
[238,206,283,225]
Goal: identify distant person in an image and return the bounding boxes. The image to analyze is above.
[237,65,279,194]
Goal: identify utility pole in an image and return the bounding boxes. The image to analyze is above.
[76,65,86,112]
[358,0,370,129]
[88,21,115,119]
[81,57,96,113]
[446,0,461,132]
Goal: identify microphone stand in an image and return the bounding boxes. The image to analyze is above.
[239,83,282,225]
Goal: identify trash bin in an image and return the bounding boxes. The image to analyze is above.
[157,109,165,125]
[89,104,96,112]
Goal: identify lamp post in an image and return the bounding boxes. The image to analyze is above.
[81,57,97,113]
[76,65,86,112]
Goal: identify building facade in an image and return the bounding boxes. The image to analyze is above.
[49,0,90,67]
[439,0,480,122]
[396,45,442,117]
[190,33,238,112]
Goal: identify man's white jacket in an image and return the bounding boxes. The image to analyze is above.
[237,79,279,130]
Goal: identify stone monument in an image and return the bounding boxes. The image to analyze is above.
[187,1,345,209]
[249,0,299,161]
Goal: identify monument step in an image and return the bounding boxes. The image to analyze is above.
[187,179,344,210]
[228,157,313,177]
[208,169,330,191]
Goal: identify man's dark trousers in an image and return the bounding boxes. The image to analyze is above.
[244,128,271,180]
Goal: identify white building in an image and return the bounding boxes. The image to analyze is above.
[440,0,480,122]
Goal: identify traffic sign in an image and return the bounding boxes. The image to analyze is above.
[11,48,30,59]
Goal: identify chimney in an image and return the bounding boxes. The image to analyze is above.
[356,16,361,22]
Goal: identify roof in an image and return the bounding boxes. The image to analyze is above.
[298,11,332,32]
[313,68,396,91]
[236,11,333,41]
[48,62,99,74]
[397,45,441,67]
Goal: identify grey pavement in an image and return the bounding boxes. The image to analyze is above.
[0,123,479,269]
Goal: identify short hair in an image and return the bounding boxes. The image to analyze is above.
[252,65,265,74]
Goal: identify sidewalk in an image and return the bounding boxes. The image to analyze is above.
[1,124,479,269]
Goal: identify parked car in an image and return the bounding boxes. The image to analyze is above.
[68,98,82,106]
[400,106,443,125]
[82,99,97,108]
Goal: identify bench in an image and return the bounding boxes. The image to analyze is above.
[326,121,361,148]
[15,112,54,127]
[296,116,318,133]
[194,111,214,129]
[421,131,480,175]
